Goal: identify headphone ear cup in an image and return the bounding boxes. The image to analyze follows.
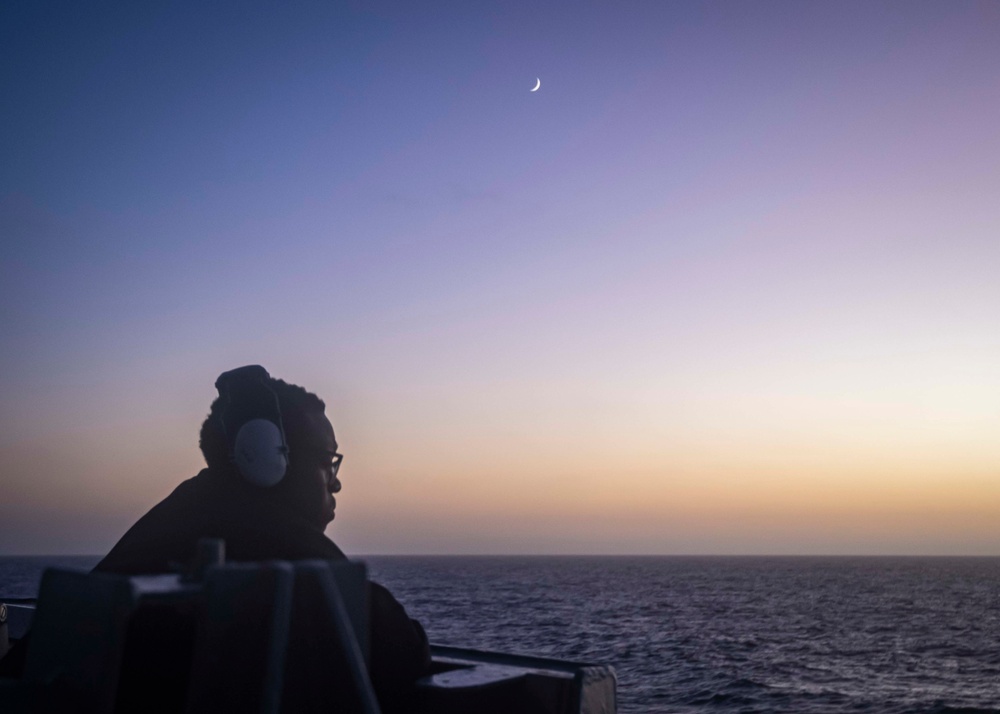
[232,419,288,487]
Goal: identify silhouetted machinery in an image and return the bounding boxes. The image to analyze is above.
[0,545,616,713]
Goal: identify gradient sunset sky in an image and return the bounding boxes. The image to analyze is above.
[2,1,998,555]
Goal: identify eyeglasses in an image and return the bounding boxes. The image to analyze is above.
[324,452,343,482]
[301,449,343,482]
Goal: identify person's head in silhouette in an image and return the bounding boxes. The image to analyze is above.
[198,370,343,528]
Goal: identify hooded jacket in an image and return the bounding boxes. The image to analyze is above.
[94,468,430,712]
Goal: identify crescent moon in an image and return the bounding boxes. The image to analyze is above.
[530,77,541,92]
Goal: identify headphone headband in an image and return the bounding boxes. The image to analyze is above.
[215,364,272,393]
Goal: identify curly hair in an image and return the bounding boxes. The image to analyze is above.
[198,377,327,470]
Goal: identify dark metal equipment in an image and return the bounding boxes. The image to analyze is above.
[0,552,616,714]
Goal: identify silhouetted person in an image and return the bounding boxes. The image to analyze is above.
[4,366,430,712]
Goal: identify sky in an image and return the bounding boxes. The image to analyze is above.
[1,1,998,556]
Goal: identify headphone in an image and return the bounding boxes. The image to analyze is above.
[214,365,290,487]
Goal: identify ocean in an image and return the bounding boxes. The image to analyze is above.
[2,555,999,713]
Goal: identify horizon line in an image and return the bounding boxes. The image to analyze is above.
[2,552,997,559]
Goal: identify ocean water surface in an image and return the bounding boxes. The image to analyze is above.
[3,555,999,713]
